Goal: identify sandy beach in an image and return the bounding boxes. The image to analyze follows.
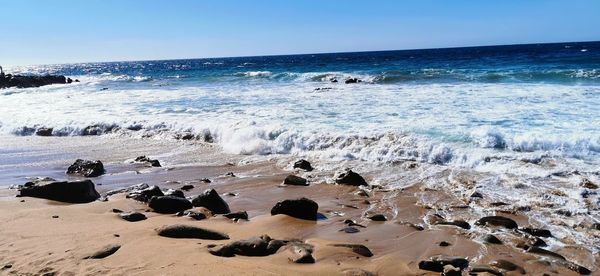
[0,135,597,275]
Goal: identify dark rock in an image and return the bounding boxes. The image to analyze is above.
[331,244,373,257]
[164,189,185,198]
[283,175,308,186]
[225,172,236,177]
[52,215,59,218]
[340,227,360,233]
[105,183,149,197]
[180,184,194,191]
[3,264,12,269]
[191,189,231,214]
[335,169,367,186]
[525,246,565,260]
[580,178,598,189]
[439,241,451,247]
[489,259,526,274]
[134,156,161,167]
[288,241,315,263]
[293,159,313,171]
[200,178,212,183]
[0,74,70,89]
[470,191,483,198]
[119,212,147,222]
[344,78,361,84]
[156,224,229,240]
[418,255,469,273]
[436,220,471,230]
[180,210,207,220]
[475,216,518,229]
[520,227,552,237]
[127,185,164,202]
[482,234,503,244]
[83,244,121,259]
[470,265,503,276]
[66,159,105,177]
[35,127,53,136]
[368,214,387,221]
[223,211,249,220]
[330,78,338,83]
[270,198,318,221]
[209,235,284,257]
[344,219,366,228]
[112,208,123,213]
[18,179,100,203]
[149,195,192,214]
[556,259,591,275]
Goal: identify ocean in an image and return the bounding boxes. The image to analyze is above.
[2,41,600,172]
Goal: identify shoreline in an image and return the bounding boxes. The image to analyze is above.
[0,135,597,275]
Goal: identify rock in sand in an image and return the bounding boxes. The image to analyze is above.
[156,224,229,240]
[191,189,231,214]
[149,195,192,214]
[18,179,100,203]
[270,198,318,221]
[66,159,105,177]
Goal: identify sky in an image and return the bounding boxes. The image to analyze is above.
[1,0,599,66]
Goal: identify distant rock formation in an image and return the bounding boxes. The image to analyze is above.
[0,68,77,89]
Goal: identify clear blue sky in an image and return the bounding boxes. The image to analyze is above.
[1,0,599,66]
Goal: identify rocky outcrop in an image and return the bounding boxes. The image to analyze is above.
[0,74,75,89]
[191,189,230,214]
[126,185,164,202]
[66,159,105,177]
[18,179,100,203]
[270,198,318,220]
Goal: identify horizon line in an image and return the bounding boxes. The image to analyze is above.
[6,39,599,68]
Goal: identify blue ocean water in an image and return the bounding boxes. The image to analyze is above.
[2,41,600,170]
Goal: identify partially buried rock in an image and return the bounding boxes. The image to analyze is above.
[489,259,526,274]
[66,159,105,177]
[288,241,315,263]
[134,156,161,167]
[156,224,229,240]
[35,127,53,136]
[418,255,469,273]
[223,211,249,220]
[180,184,194,191]
[470,265,503,276]
[475,216,518,229]
[368,214,387,221]
[293,159,313,171]
[335,169,368,186]
[209,235,285,257]
[119,212,147,222]
[178,209,207,220]
[270,198,318,221]
[580,178,598,189]
[18,179,100,203]
[84,244,121,259]
[345,78,361,84]
[435,220,471,230]
[331,244,373,257]
[283,175,308,186]
[149,195,192,214]
[191,189,231,214]
[482,234,503,244]
[127,185,164,202]
[520,227,552,237]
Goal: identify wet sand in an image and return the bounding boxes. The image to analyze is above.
[0,136,597,275]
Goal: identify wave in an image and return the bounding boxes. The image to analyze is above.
[5,121,600,169]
